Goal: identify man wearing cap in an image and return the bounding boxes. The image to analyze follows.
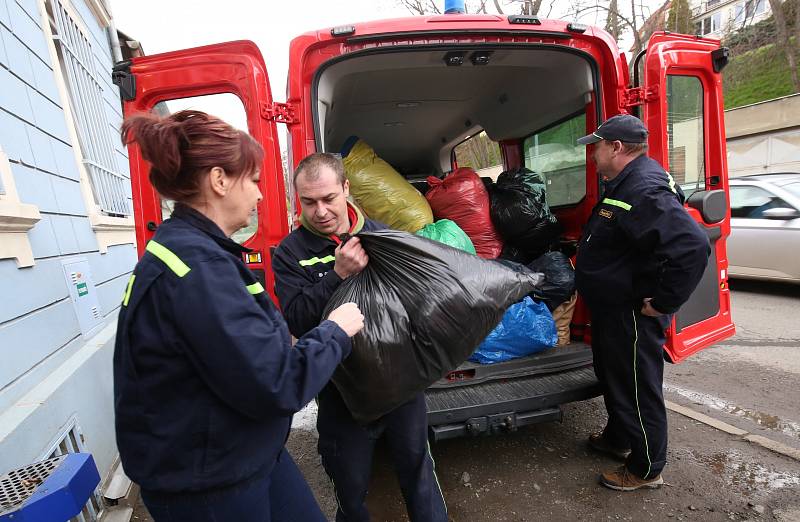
[575,114,710,491]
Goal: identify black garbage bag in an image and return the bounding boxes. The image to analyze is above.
[323,230,544,424]
[490,168,561,259]
[499,243,534,265]
[527,252,575,310]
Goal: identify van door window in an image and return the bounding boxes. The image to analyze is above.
[153,93,256,244]
[523,113,587,207]
[453,131,503,180]
[667,75,705,195]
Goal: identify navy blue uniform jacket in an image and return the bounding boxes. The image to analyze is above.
[113,205,351,493]
[272,216,386,338]
[575,155,710,314]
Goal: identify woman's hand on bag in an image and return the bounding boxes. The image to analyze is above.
[327,302,365,337]
[334,237,369,279]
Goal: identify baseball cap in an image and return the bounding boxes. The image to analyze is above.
[577,114,649,145]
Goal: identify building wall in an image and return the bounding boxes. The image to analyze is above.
[725,93,800,176]
[0,0,135,484]
[690,0,772,37]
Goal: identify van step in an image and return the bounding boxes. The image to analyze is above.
[426,366,600,426]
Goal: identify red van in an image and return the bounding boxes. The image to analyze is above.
[115,14,735,440]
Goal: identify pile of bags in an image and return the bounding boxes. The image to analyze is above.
[339,137,576,371]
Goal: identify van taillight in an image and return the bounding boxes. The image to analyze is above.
[446,369,476,382]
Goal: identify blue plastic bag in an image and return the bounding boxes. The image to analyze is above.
[469,296,557,364]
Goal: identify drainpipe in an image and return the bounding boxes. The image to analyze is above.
[104,0,123,62]
[445,0,465,14]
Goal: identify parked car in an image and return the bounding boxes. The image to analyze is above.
[727,173,800,283]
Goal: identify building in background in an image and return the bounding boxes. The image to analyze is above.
[692,0,772,37]
[633,0,773,48]
[0,0,136,519]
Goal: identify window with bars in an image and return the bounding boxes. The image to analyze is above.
[40,418,104,522]
[47,0,130,217]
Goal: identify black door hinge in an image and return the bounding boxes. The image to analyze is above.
[112,61,136,101]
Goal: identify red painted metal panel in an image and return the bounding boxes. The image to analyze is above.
[642,32,735,362]
[121,41,289,301]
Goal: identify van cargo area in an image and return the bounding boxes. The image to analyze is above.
[312,46,600,439]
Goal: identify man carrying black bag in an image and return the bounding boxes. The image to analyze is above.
[272,153,447,522]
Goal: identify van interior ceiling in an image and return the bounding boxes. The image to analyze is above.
[315,47,595,177]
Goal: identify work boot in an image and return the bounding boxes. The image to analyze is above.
[587,431,631,460]
[599,465,664,491]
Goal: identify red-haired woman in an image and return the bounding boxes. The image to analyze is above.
[114,110,363,521]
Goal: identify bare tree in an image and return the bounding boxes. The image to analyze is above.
[630,0,640,52]
[605,0,623,40]
[569,1,645,53]
[767,0,800,91]
[518,0,544,15]
[397,0,442,15]
[795,0,800,82]
[398,0,546,16]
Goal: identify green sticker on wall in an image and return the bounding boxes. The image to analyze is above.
[77,282,88,296]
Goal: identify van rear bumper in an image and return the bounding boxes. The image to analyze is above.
[425,365,601,440]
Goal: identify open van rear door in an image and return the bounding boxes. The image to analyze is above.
[636,32,735,362]
[113,41,290,300]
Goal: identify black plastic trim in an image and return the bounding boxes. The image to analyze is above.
[112,60,136,101]
[675,225,722,333]
[687,189,727,224]
[712,47,730,73]
[430,407,562,440]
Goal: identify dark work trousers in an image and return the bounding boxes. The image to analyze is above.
[589,303,671,480]
[140,448,326,522]
[316,385,448,522]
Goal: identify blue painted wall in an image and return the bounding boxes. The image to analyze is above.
[0,0,135,482]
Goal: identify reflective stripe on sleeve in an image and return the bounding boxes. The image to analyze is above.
[299,255,336,267]
[246,282,265,295]
[602,198,632,211]
[122,274,136,306]
[145,240,191,277]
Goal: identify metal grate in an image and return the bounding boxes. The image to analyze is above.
[49,0,130,217]
[41,419,103,522]
[0,455,67,515]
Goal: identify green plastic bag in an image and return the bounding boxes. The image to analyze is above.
[416,220,476,255]
[342,138,433,232]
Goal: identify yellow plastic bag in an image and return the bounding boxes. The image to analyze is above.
[343,139,433,232]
